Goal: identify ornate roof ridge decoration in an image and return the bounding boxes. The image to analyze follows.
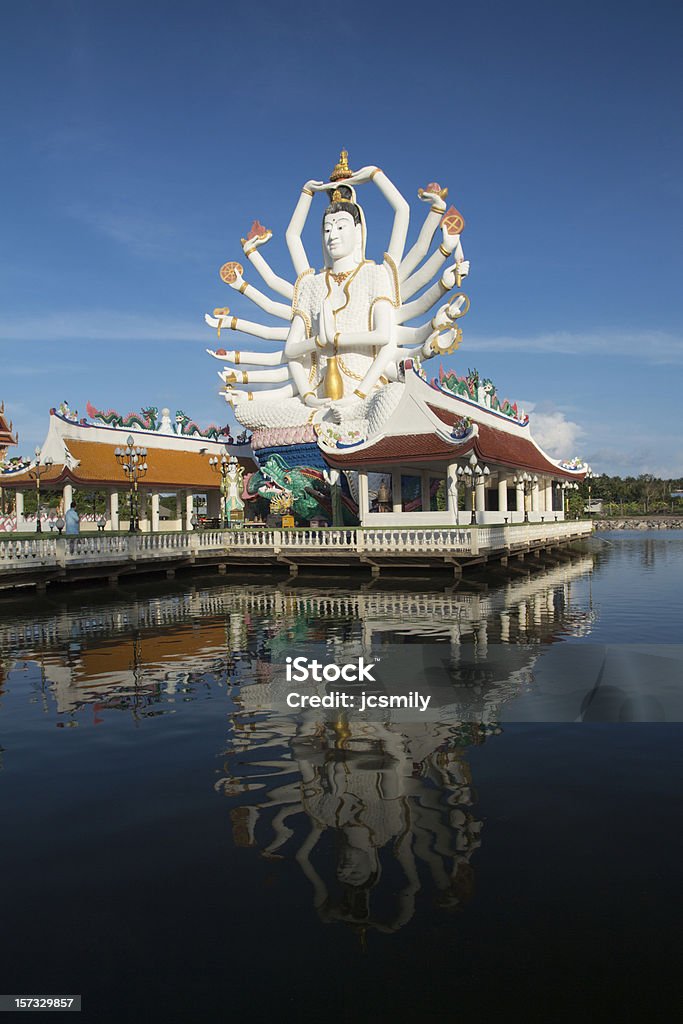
[0,453,32,475]
[436,365,529,425]
[81,401,250,444]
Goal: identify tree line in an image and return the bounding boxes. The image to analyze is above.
[582,473,683,516]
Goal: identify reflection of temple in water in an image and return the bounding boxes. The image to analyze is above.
[0,555,595,934]
[220,713,497,935]
[0,555,595,718]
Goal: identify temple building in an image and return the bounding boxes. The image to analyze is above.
[0,404,254,532]
[318,361,585,525]
[0,401,18,462]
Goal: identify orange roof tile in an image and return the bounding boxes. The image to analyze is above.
[2,440,255,490]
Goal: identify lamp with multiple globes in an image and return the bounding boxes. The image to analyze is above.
[29,447,54,532]
[114,436,148,532]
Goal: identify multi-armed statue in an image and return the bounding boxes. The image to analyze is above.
[205,151,471,447]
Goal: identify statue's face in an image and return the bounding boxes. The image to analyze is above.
[323,212,356,262]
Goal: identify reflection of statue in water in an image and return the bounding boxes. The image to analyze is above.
[216,716,493,936]
[206,151,470,444]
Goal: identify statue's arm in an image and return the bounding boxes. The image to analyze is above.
[284,312,317,360]
[224,383,297,406]
[402,220,470,300]
[243,239,295,300]
[205,313,288,342]
[224,270,292,321]
[397,266,459,324]
[366,167,410,265]
[399,190,447,281]
[285,183,322,277]
[207,348,285,366]
[220,366,291,385]
[283,316,324,406]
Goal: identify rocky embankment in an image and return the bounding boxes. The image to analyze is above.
[595,517,683,531]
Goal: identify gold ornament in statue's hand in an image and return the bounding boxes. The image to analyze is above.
[219,262,244,284]
[441,205,465,235]
[418,182,449,201]
[240,220,273,253]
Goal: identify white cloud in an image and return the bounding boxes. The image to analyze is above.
[469,329,683,364]
[521,402,585,459]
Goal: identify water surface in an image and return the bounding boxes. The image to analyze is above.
[1,531,681,1021]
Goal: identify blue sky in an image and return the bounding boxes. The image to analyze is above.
[1,0,681,475]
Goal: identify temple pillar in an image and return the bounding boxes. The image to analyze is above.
[391,470,402,513]
[515,483,524,522]
[109,491,119,531]
[531,477,540,514]
[475,478,486,513]
[545,479,554,514]
[357,471,370,526]
[62,483,73,512]
[185,492,194,530]
[15,489,24,529]
[498,475,508,515]
[138,491,148,532]
[446,462,459,522]
[421,471,431,512]
[151,492,160,532]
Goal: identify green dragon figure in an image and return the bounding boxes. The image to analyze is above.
[86,402,159,431]
[247,454,330,522]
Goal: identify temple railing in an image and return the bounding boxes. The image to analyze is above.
[0,521,593,576]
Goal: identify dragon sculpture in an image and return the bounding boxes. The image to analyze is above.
[174,410,234,442]
[247,454,359,524]
[86,402,159,431]
[436,367,528,423]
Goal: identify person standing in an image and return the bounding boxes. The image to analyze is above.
[65,501,80,535]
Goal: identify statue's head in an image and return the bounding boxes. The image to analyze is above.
[322,184,365,267]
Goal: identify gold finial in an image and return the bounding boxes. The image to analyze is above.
[330,149,352,182]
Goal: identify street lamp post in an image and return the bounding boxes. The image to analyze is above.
[513,471,533,523]
[209,449,230,527]
[29,447,54,533]
[467,452,489,525]
[114,436,148,532]
[563,481,579,518]
[584,466,594,515]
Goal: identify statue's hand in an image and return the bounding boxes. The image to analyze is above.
[344,165,379,186]
[224,389,249,406]
[455,259,470,279]
[431,301,454,332]
[205,313,221,328]
[304,394,331,408]
[440,221,459,254]
[242,232,271,255]
[317,298,335,349]
[220,265,245,291]
[419,188,446,210]
[305,180,327,193]
[440,266,457,292]
[424,328,462,357]
[329,396,360,423]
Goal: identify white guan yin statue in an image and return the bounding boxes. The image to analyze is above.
[205,151,471,457]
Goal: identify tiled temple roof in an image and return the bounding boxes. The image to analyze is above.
[324,405,585,480]
[1,439,255,489]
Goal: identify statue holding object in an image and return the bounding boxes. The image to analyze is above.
[205,151,472,444]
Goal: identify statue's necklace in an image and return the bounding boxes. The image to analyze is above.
[330,270,352,286]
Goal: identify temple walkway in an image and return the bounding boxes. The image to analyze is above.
[0,521,593,591]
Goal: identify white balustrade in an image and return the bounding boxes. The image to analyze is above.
[0,521,592,580]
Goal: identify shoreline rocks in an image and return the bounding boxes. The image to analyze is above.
[594,517,683,531]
